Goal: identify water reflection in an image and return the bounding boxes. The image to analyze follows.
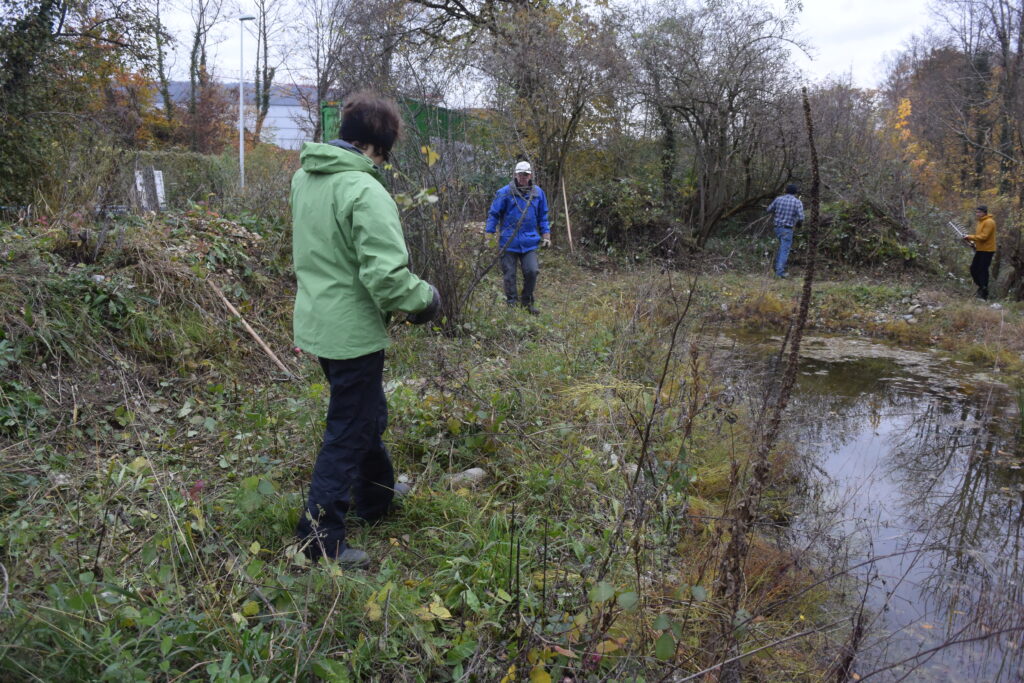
[724,336,1024,681]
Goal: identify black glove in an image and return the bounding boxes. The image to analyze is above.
[406,284,441,325]
[796,219,803,228]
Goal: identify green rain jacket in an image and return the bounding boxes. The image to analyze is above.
[291,142,433,360]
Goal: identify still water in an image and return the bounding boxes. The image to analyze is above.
[726,336,1023,680]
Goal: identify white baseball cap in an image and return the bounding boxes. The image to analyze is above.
[514,161,532,175]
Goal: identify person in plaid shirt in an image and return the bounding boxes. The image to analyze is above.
[766,184,804,278]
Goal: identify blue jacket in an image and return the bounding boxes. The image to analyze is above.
[485,183,550,253]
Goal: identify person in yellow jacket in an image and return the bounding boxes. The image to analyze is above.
[963,205,996,300]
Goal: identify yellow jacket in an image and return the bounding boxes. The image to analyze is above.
[968,214,996,252]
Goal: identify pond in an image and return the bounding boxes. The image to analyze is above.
[722,334,1024,680]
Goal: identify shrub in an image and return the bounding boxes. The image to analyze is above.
[810,200,919,267]
[132,149,236,206]
[730,292,796,329]
[574,176,671,252]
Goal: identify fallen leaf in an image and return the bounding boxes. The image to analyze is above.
[429,598,452,620]
[552,645,578,659]
[596,637,625,654]
[529,666,551,683]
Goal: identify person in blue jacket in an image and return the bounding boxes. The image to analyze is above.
[485,161,551,314]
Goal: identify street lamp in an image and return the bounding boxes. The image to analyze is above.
[238,14,255,189]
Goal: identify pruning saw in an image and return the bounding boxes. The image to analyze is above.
[948,220,975,249]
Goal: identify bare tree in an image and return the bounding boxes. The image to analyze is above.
[801,79,922,240]
[405,0,546,41]
[402,0,627,237]
[251,0,287,143]
[186,0,223,112]
[631,0,801,249]
[184,0,228,151]
[290,0,415,140]
[153,0,174,124]
[474,2,623,197]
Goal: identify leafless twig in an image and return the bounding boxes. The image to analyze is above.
[676,618,851,682]
[0,562,9,614]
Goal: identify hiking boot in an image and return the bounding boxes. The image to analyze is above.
[336,546,371,569]
[296,525,343,562]
[523,302,539,315]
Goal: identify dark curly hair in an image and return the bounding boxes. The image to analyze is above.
[340,92,404,160]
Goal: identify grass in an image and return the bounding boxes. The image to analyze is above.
[697,268,1024,377]
[1,211,1020,680]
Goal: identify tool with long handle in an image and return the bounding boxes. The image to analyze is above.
[560,175,574,253]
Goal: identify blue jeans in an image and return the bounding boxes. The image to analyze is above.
[774,226,793,276]
[297,351,396,559]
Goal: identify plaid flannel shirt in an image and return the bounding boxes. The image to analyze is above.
[767,194,804,228]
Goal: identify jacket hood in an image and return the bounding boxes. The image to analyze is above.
[299,141,381,181]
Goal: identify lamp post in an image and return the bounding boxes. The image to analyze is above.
[238,14,255,189]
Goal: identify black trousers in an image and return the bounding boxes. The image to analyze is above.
[970,250,994,296]
[296,351,395,559]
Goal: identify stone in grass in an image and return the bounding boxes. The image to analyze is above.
[447,467,489,488]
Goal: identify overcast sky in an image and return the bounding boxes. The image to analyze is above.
[772,0,935,88]
[169,0,938,91]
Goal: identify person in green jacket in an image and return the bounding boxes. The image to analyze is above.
[291,93,440,568]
